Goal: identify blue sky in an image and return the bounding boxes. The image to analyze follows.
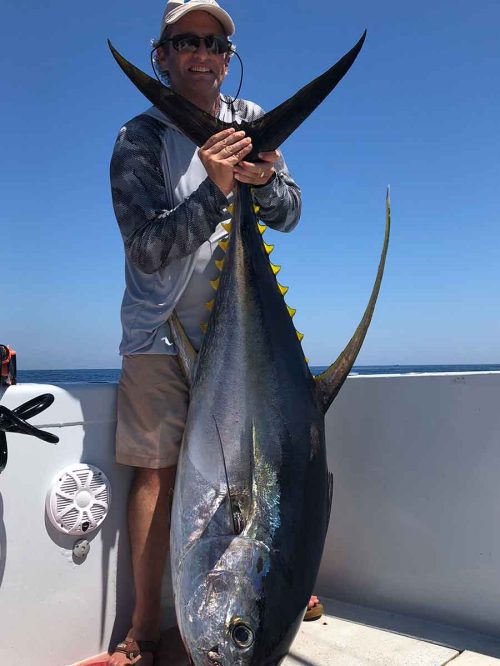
[2,0,499,368]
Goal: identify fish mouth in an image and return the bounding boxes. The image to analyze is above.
[206,647,222,665]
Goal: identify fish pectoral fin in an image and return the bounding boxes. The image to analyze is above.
[327,472,334,527]
[315,188,391,413]
[168,310,197,386]
[212,414,241,535]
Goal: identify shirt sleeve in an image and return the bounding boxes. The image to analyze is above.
[110,115,229,274]
[250,152,302,233]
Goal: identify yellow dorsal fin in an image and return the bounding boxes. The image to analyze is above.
[253,204,261,214]
[305,357,309,363]
[264,242,274,255]
[200,323,208,333]
[215,259,225,271]
[278,283,289,296]
[218,239,229,252]
[222,221,232,233]
[270,263,281,275]
[258,222,266,234]
[296,331,304,342]
[226,204,234,215]
[205,299,214,312]
[287,305,297,318]
[210,277,220,291]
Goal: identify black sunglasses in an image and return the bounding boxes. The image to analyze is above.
[161,33,232,55]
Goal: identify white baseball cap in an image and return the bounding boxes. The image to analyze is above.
[160,0,235,38]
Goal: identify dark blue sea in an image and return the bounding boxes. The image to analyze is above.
[16,365,500,385]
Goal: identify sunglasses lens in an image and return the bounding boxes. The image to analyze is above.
[205,36,229,54]
[204,36,216,53]
[172,35,200,52]
[169,34,230,54]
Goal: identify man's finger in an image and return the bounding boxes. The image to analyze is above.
[219,137,252,161]
[234,165,271,177]
[235,162,274,179]
[234,172,256,183]
[201,128,235,151]
[257,150,280,163]
[238,159,274,172]
[212,131,248,156]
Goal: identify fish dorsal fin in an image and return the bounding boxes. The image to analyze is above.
[168,310,196,386]
[108,31,366,161]
[315,189,391,413]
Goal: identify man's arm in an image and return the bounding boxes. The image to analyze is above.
[110,115,229,274]
[248,152,301,233]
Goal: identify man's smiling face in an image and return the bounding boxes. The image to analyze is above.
[157,11,230,102]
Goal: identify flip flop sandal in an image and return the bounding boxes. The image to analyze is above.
[114,637,159,664]
[303,601,324,621]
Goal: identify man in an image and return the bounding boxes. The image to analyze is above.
[109,1,317,663]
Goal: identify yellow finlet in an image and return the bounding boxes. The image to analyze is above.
[210,277,220,291]
[270,263,281,275]
[253,204,261,214]
[205,300,214,312]
[278,283,289,296]
[296,331,304,342]
[222,221,232,233]
[264,242,274,255]
[287,305,297,318]
[227,203,234,214]
[200,323,208,333]
[215,259,225,271]
[218,239,229,252]
[257,222,266,234]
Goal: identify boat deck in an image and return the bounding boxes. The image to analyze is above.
[283,599,500,666]
[78,598,500,665]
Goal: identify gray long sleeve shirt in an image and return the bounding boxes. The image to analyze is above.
[110,97,301,355]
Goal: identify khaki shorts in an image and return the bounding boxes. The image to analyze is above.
[116,354,189,469]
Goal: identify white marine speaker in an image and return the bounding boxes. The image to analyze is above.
[46,463,111,536]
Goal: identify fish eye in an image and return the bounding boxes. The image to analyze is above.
[231,622,254,648]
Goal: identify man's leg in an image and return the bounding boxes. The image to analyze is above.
[110,354,190,665]
[129,466,174,640]
[109,466,174,666]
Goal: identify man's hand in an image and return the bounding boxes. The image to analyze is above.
[198,128,253,196]
[234,150,279,187]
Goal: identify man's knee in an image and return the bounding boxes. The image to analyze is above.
[133,465,177,492]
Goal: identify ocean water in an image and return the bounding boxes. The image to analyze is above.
[16,364,500,385]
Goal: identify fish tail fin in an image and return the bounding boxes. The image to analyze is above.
[108,40,231,147]
[315,188,391,413]
[108,32,366,160]
[244,31,366,159]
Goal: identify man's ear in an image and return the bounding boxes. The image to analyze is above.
[156,45,168,69]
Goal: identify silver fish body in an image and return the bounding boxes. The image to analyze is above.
[170,185,331,665]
